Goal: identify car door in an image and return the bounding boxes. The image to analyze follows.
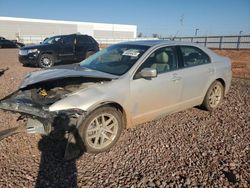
[0,40,4,48]
[59,35,75,61]
[6,40,17,48]
[176,45,215,108]
[0,40,9,48]
[75,35,89,61]
[130,46,183,125]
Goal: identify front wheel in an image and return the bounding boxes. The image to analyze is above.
[202,81,224,111]
[78,106,123,153]
[38,54,54,68]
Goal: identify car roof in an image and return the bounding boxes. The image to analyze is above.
[119,40,202,47]
[50,33,90,38]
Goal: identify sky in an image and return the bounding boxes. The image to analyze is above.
[0,0,249,37]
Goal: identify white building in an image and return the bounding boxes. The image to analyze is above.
[0,16,137,44]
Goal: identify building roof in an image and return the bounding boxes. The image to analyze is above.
[0,16,136,27]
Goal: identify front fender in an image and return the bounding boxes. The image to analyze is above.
[49,84,128,112]
[49,87,105,112]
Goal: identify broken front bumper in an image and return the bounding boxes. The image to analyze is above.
[0,98,56,134]
[0,91,85,136]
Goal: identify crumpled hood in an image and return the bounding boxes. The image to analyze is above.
[20,64,118,89]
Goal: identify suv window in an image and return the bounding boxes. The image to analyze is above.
[77,35,90,45]
[137,46,178,74]
[180,46,210,67]
[77,35,97,45]
[43,36,62,44]
[62,35,75,46]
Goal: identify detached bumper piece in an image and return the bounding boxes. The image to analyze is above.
[0,100,55,135]
[0,100,54,119]
[26,118,51,134]
[0,125,26,141]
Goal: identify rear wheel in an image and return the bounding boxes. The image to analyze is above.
[202,81,224,111]
[78,106,123,153]
[38,54,54,68]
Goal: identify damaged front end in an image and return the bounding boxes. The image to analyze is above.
[0,74,112,139]
[0,65,116,159]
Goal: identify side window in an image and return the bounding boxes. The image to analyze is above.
[76,35,95,46]
[180,46,210,67]
[77,35,87,45]
[137,46,178,74]
[63,35,75,46]
[5,40,13,45]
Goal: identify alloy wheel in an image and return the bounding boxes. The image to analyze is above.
[86,113,119,149]
[208,84,222,108]
[40,56,52,67]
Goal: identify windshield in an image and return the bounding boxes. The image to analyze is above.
[80,44,149,76]
[43,36,62,44]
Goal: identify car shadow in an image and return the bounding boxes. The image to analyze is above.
[35,116,86,187]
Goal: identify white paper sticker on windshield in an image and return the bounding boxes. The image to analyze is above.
[122,49,140,57]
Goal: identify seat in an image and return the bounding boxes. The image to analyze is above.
[151,51,170,73]
[185,52,201,66]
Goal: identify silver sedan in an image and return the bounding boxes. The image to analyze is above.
[0,40,232,153]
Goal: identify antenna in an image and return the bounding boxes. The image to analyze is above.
[172,14,184,40]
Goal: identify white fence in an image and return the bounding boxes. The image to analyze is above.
[167,35,250,49]
[20,35,250,50]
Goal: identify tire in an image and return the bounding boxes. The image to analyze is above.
[202,81,224,111]
[85,51,95,59]
[38,54,54,68]
[78,106,123,153]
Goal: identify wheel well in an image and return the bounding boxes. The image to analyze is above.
[216,78,226,88]
[97,102,127,128]
[107,102,127,128]
[40,51,54,57]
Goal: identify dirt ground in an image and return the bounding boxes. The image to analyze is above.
[0,49,249,187]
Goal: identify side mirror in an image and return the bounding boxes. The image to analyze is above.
[139,68,157,79]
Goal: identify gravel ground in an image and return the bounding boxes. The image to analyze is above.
[0,49,249,187]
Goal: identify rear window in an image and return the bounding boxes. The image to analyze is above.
[180,46,210,67]
[77,35,97,45]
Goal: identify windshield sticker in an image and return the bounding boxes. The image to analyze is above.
[122,49,140,57]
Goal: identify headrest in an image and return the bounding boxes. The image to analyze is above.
[156,52,169,64]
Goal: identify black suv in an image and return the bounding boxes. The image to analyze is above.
[19,34,99,68]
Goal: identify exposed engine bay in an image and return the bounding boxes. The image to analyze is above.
[27,77,107,106]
